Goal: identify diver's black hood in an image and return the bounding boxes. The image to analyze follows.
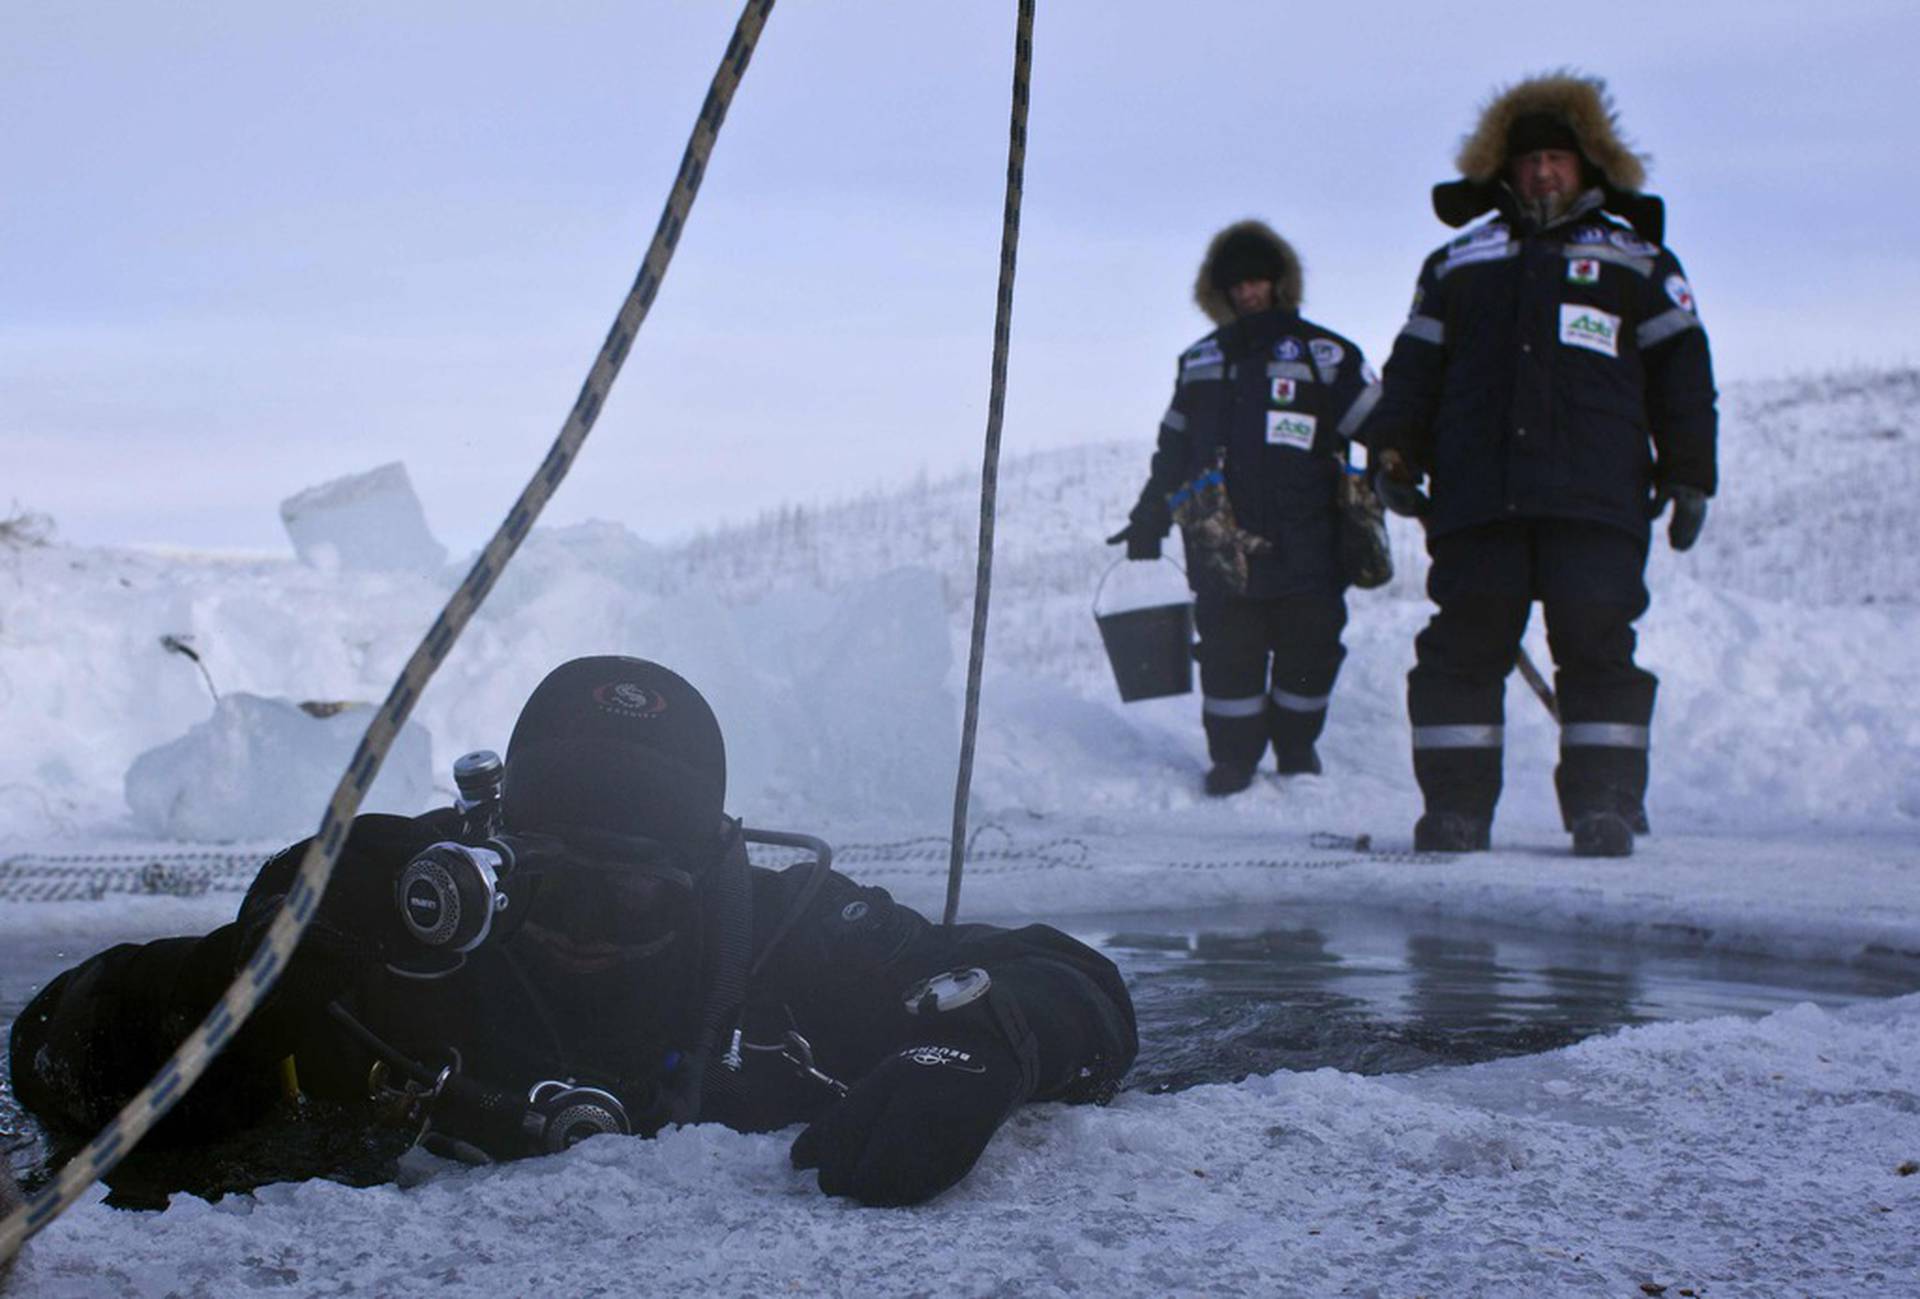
[503,656,728,854]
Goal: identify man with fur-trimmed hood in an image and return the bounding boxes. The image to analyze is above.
[1110,221,1379,797]
[1359,73,1718,857]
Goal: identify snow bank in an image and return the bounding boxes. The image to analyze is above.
[3,369,1918,1295]
[123,693,434,841]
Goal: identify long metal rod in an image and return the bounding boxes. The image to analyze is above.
[945,0,1035,928]
[0,0,776,1261]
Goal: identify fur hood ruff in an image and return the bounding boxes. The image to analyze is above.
[1193,220,1303,326]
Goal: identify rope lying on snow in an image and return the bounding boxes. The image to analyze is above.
[0,0,776,1263]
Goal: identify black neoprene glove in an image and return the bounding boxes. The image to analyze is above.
[790,1035,1029,1206]
[237,817,432,1017]
[1647,484,1709,552]
[1105,523,1162,562]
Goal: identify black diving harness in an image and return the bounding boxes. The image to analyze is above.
[316,819,846,1164]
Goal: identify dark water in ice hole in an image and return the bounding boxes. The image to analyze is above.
[4,905,1917,1188]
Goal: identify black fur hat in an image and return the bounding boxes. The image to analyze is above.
[503,656,727,851]
[1193,220,1304,325]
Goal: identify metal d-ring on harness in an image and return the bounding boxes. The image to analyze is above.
[719,828,839,1093]
[326,1002,634,1162]
[0,1,778,1262]
[736,1026,849,1100]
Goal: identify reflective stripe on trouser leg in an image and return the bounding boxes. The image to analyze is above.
[1411,724,1504,749]
[1196,595,1275,768]
[1268,687,1328,774]
[1542,571,1658,829]
[1264,592,1347,764]
[1411,725,1505,821]
[1556,721,1651,828]
[1201,692,1268,767]
[1409,537,1534,825]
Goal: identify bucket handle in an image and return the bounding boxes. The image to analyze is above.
[1092,554,1187,619]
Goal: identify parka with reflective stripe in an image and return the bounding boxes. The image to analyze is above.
[1130,307,1376,598]
[1360,194,1717,540]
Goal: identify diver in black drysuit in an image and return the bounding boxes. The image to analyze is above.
[8,657,1137,1208]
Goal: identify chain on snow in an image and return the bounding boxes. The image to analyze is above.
[0,828,1438,907]
[747,824,1441,879]
[0,850,268,902]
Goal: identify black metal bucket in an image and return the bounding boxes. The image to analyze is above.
[1093,559,1193,702]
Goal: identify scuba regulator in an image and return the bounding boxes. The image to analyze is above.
[343,749,836,1162]
[392,749,515,960]
[388,750,697,972]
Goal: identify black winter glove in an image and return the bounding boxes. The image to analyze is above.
[1647,484,1709,552]
[1105,523,1161,562]
[237,816,436,1017]
[1372,448,1431,519]
[790,1036,1028,1206]
[1372,470,1431,519]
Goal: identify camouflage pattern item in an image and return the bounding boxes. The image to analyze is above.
[1,1161,19,1285]
[1335,460,1394,589]
[1167,455,1271,596]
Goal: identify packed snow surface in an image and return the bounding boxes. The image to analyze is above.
[2,368,1918,1294]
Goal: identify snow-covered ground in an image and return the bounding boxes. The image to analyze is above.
[2,368,1918,1294]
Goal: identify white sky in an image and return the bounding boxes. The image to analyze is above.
[5,1,1915,553]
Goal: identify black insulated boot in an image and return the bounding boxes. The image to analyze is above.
[1204,763,1255,797]
[1413,811,1491,853]
[1571,810,1634,858]
[1273,745,1322,777]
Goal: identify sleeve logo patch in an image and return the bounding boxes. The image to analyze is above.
[1181,339,1224,371]
[902,1045,987,1073]
[1567,258,1601,285]
[1610,229,1659,257]
[1309,338,1345,370]
[1266,410,1317,450]
[1270,377,1297,405]
[1665,274,1696,313]
[1450,221,1509,250]
[1559,304,1621,357]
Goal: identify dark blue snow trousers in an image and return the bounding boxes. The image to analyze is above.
[1196,591,1347,772]
[1407,519,1656,828]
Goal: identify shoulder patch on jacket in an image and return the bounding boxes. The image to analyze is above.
[1439,220,1517,276]
[1180,338,1225,380]
[1447,219,1510,252]
[1608,228,1661,258]
[1308,338,1345,385]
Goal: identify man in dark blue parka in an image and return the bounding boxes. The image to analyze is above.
[1111,221,1379,797]
[1361,73,1719,857]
